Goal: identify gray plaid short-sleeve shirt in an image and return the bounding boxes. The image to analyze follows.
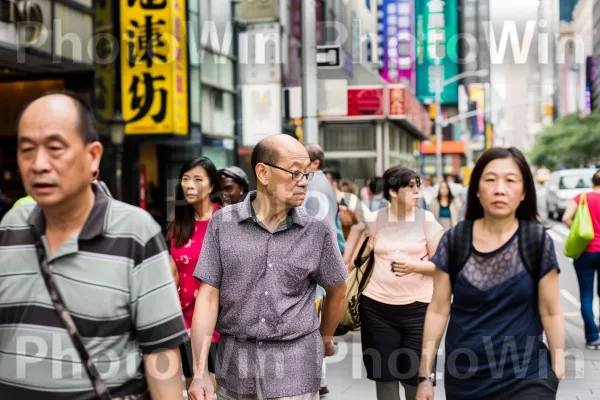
[194,191,347,398]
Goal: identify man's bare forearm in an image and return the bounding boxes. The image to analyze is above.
[191,285,219,376]
[320,282,346,340]
[144,348,184,399]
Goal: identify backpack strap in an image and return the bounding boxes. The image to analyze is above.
[517,220,546,283]
[447,219,474,288]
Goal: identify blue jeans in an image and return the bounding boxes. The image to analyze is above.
[573,252,600,343]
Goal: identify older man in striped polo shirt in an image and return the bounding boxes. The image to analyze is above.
[0,92,188,399]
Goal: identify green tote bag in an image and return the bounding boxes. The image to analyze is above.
[564,193,595,259]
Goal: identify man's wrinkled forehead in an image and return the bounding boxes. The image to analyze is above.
[18,95,81,140]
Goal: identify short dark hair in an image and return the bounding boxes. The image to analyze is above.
[593,170,600,186]
[251,139,280,178]
[323,167,341,182]
[466,147,538,222]
[382,166,421,201]
[304,144,325,169]
[17,90,99,144]
[368,177,385,195]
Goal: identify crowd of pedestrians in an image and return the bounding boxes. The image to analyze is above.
[2,91,597,400]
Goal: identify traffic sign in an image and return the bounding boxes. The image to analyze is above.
[316,45,341,69]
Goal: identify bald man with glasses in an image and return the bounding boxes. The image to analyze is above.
[189,134,347,400]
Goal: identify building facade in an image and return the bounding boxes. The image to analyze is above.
[0,0,95,204]
[592,0,600,111]
[572,0,593,114]
[457,0,491,167]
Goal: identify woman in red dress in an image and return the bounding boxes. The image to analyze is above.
[167,157,223,390]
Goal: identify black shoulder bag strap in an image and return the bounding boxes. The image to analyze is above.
[355,234,376,295]
[33,234,113,400]
[518,220,546,283]
[448,219,474,288]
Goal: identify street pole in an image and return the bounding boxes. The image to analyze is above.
[301,0,318,143]
[435,60,443,185]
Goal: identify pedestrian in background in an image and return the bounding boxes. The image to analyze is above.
[168,157,224,391]
[324,167,369,240]
[562,169,600,350]
[417,147,564,400]
[0,91,187,399]
[355,166,444,400]
[219,165,250,205]
[361,177,389,212]
[429,181,461,230]
[303,143,343,396]
[188,134,347,400]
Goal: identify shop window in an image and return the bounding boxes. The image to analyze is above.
[54,4,93,63]
[214,90,224,110]
[201,137,235,169]
[322,124,376,151]
[200,0,210,29]
[191,67,201,124]
[189,13,200,66]
[201,51,219,83]
[323,158,376,183]
[220,57,234,90]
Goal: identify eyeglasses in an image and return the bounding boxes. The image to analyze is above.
[263,163,314,182]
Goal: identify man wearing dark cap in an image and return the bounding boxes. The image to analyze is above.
[219,166,250,205]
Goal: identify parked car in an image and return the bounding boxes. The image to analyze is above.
[546,168,596,220]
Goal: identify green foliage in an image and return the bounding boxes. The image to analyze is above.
[530,112,600,170]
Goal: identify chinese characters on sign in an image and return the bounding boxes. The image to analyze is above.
[415,0,458,104]
[120,0,188,134]
[378,0,415,87]
[396,0,415,87]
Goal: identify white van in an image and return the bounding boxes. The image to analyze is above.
[546,168,596,220]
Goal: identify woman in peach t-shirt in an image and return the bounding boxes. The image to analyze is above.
[358,166,444,400]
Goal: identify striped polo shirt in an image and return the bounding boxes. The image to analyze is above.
[0,185,188,399]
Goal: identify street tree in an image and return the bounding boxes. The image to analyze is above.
[530,112,600,170]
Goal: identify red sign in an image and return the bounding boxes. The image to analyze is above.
[327,84,430,139]
[347,88,384,117]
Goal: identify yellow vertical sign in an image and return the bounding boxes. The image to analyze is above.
[120,0,188,135]
[485,123,493,149]
[94,0,114,123]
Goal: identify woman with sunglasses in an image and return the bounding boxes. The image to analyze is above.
[357,166,444,400]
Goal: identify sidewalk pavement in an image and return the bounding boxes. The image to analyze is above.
[325,331,600,400]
